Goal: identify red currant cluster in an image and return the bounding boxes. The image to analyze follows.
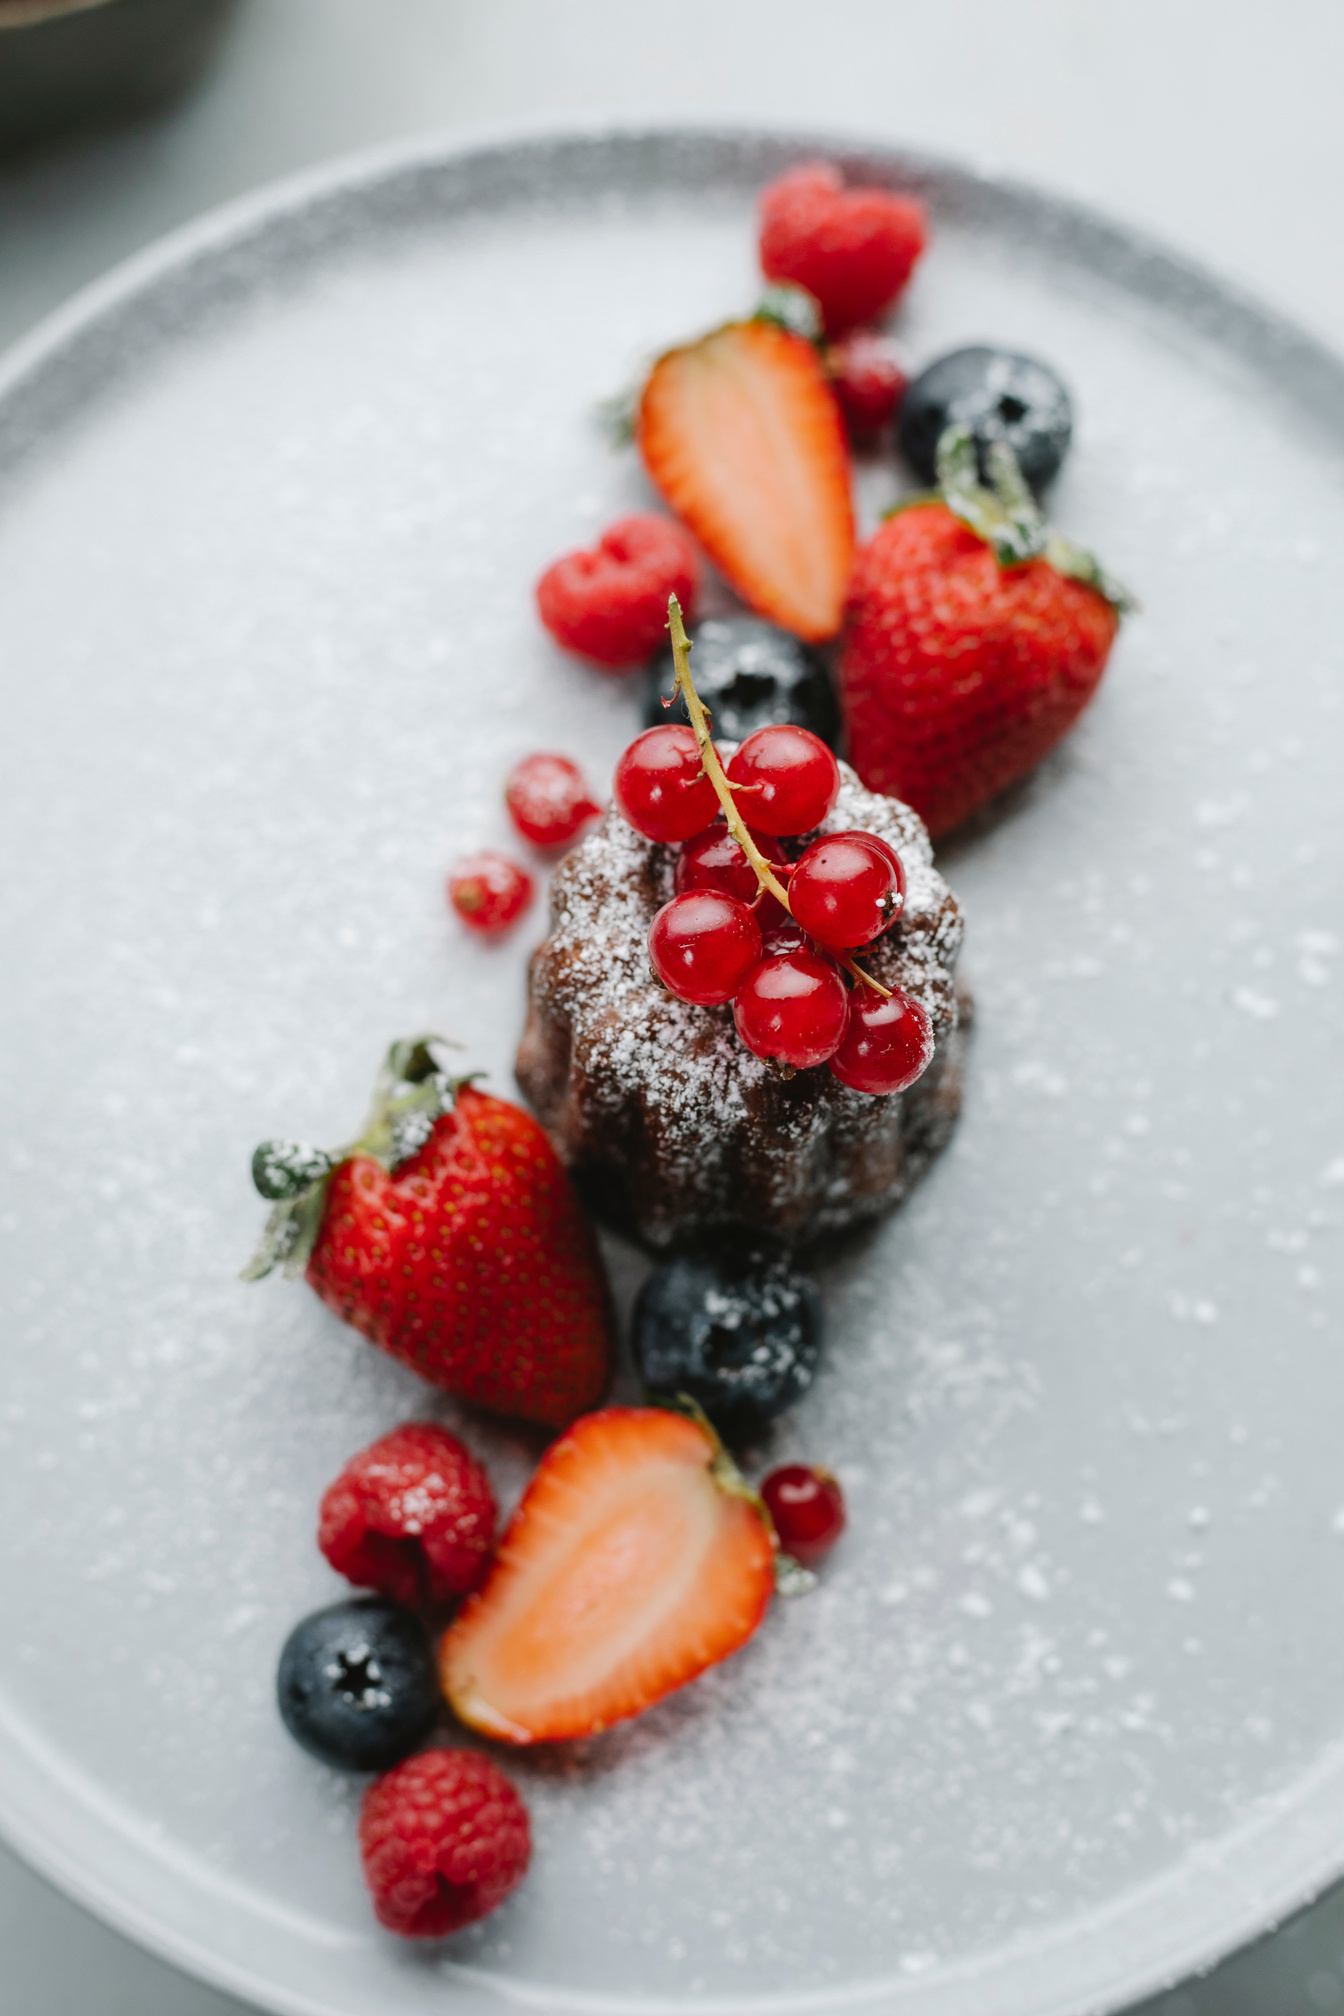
[614,716,934,1096]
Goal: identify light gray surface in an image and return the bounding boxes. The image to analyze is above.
[1,8,1342,2016]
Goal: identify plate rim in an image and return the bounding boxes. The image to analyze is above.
[3,111,1344,2016]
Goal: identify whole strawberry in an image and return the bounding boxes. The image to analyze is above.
[838,426,1130,836]
[246,1039,613,1428]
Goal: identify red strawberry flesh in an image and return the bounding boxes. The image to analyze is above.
[637,321,855,643]
[440,1407,775,1743]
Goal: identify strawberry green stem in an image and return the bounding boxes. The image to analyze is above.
[242,1035,468,1283]
[666,596,889,999]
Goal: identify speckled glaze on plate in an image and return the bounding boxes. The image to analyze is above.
[0,123,1341,2016]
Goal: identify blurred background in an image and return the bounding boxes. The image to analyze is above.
[1,2,1342,2011]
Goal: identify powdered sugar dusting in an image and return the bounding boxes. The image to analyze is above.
[518,761,967,1247]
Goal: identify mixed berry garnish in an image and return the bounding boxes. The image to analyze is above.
[616,597,930,1086]
[248,142,1134,1952]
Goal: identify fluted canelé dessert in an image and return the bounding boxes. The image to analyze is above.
[516,760,968,1251]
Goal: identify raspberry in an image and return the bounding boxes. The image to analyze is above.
[758,162,927,338]
[536,514,699,670]
[319,1423,496,1609]
[448,852,533,934]
[359,1748,531,1938]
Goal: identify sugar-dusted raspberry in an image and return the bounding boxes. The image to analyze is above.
[319,1423,497,1609]
[359,1748,531,1938]
[758,162,927,337]
[536,514,699,671]
[448,851,533,934]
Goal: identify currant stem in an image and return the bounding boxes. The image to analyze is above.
[666,595,792,909]
[665,596,889,998]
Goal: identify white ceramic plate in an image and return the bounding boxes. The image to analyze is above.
[1,123,1343,2016]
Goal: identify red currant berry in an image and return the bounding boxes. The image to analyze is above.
[829,985,933,1095]
[826,329,907,442]
[648,891,763,1007]
[733,950,849,1068]
[614,726,720,844]
[726,725,840,837]
[675,824,790,927]
[504,752,600,849]
[761,1464,846,1567]
[448,852,534,935]
[788,831,905,950]
[860,832,908,907]
[761,917,808,959]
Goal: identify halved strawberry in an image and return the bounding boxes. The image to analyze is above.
[636,320,855,644]
[439,1407,775,1743]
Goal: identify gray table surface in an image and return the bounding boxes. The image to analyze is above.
[2,3,1343,2012]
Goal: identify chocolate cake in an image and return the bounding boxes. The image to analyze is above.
[516,762,968,1251]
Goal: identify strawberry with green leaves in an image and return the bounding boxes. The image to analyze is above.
[839,425,1133,836]
[246,1039,613,1429]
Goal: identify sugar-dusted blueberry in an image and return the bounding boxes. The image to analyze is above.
[277,1597,439,1772]
[632,1247,823,1443]
[644,617,840,750]
[898,346,1073,494]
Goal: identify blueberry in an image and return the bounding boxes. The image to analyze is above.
[632,1247,823,1442]
[898,346,1073,494]
[277,1597,439,1771]
[644,617,840,749]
